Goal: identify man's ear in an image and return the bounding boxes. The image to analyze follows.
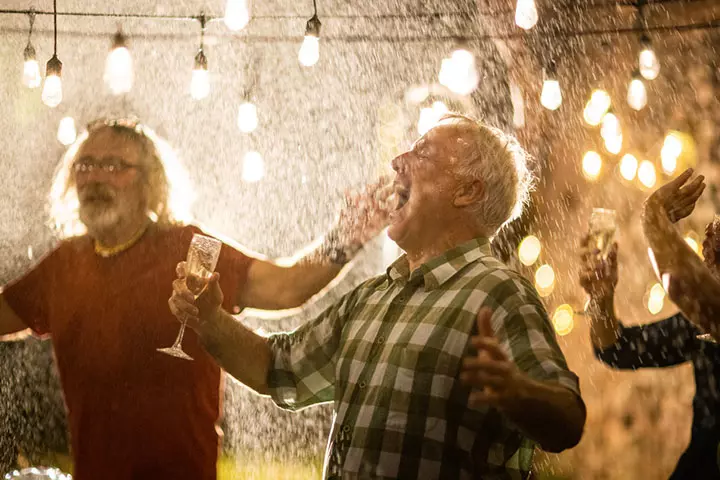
[453,180,483,208]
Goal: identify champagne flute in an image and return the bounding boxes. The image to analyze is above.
[158,233,222,360]
[697,214,720,343]
[588,208,617,259]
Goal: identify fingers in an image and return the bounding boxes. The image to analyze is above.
[476,307,494,338]
[470,336,507,361]
[176,261,187,278]
[461,356,511,376]
[667,168,694,190]
[172,277,195,303]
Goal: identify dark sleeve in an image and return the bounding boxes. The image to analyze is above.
[2,247,63,336]
[594,314,698,369]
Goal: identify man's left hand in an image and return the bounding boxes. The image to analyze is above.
[460,307,525,410]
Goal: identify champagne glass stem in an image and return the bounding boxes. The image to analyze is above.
[172,320,188,348]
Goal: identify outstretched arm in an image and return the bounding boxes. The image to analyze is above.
[0,294,31,341]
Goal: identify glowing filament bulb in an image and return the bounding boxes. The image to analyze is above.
[57,117,77,146]
[438,48,479,96]
[638,160,657,189]
[515,0,538,30]
[417,101,448,135]
[42,55,63,108]
[627,73,648,111]
[535,264,555,296]
[518,235,541,266]
[22,45,41,88]
[237,102,258,133]
[619,154,638,181]
[552,304,574,336]
[191,50,209,100]
[639,35,660,80]
[541,79,562,111]
[224,0,250,31]
[104,32,133,95]
[583,89,611,126]
[582,151,602,181]
[299,15,321,67]
[242,151,264,182]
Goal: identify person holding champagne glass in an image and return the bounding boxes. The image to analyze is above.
[0,118,392,479]
[580,168,720,479]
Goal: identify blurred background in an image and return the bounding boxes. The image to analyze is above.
[0,0,719,478]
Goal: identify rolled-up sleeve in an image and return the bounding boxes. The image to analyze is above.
[266,287,361,411]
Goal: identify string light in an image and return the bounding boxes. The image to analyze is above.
[619,153,638,181]
[540,61,562,111]
[600,111,622,154]
[582,151,603,181]
[639,33,660,80]
[552,304,574,336]
[237,101,258,133]
[242,151,264,182]
[638,159,657,189]
[42,0,62,108]
[515,0,538,30]
[535,264,555,297]
[299,0,321,67]
[224,0,250,31]
[647,282,665,314]
[438,47,479,96]
[661,132,683,175]
[104,29,133,95]
[57,117,77,146]
[190,16,210,100]
[22,12,41,89]
[583,89,611,127]
[627,70,648,111]
[518,235,542,266]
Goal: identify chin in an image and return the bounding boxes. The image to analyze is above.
[80,206,120,234]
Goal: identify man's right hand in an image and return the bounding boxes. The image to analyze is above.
[168,261,224,331]
[579,235,618,303]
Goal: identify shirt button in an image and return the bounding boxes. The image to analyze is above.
[377,336,385,344]
[343,425,351,433]
[359,381,367,389]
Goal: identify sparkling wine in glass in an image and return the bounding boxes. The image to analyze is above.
[588,208,617,259]
[158,233,222,360]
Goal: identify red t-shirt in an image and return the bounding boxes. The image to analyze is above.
[3,224,253,480]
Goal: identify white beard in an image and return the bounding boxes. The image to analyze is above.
[79,202,121,235]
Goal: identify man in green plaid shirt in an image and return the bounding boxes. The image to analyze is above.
[170,114,586,479]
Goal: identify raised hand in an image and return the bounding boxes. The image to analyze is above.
[645,168,705,223]
[335,175,394,248]
[168,261,224,331]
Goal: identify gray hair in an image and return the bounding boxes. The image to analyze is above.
[48,120,194,238]
[439,113,534,234]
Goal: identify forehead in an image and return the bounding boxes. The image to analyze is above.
[77,128,143,164]
[414,123,467,155]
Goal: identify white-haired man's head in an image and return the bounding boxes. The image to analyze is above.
[388,113,533,253]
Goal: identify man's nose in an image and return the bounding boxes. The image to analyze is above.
[391,152,408,173]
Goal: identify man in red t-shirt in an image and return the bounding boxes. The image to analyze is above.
[0,119,390,479]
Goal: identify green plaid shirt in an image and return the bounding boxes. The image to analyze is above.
[267,237,580,479]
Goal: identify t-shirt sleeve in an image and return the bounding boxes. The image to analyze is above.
[214,241,255,314]
[2,247,62,336]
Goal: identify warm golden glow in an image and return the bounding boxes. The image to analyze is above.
[583,89,611,126]
[518,235,542,266]
[638,160,656,189]
[582,151,602,180]
[535,264,555,290]
[619,154,638,181]
[552,304,574,336]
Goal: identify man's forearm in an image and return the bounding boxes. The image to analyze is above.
[198,308,272,395]
[586,296,621,349]
[501,377,586,453]
[282,260,344,308]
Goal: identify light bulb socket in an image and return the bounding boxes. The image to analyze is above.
[305,15,321,37]
[46,55,62,77]
[640,33,652,49]
[23,44,37,61]
[544,60,558,80]
[112,31,128,50]
[631,69,642,80]
[194,49,208,70]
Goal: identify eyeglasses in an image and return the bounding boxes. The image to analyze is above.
[72,159,140,175]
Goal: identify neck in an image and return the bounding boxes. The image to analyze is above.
[405,223,487,272]
[93,215,150,251]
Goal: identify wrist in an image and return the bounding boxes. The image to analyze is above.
[585,294,614,316]
[498,370,532,413]
[320,227,363,265]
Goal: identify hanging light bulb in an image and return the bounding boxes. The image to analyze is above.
[237,102,258,133]
[22,44,41,89]
[583,89,611,126]
[518,235,542,266]
[661,132,683,164]
[42,55,63,108]
[582,151,603,181]
[224,0,250,31]
[438,48,479,96]
[627,71,648,111]
[104,30,133,95]
[552,304,575,336]
[639,34,660,80]
[191,50,209,100]
[57,117,77,146]
[242,151,264,182]
[515,0,538,30]
[600,111,622,154]
[540,62,562,111]
[535,264,555,297]
[298,14,321,67]
[190,17,210,100]
[638,160,657,189]
[619,153,638,181]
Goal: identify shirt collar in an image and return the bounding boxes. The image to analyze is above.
[386,237,491,290]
